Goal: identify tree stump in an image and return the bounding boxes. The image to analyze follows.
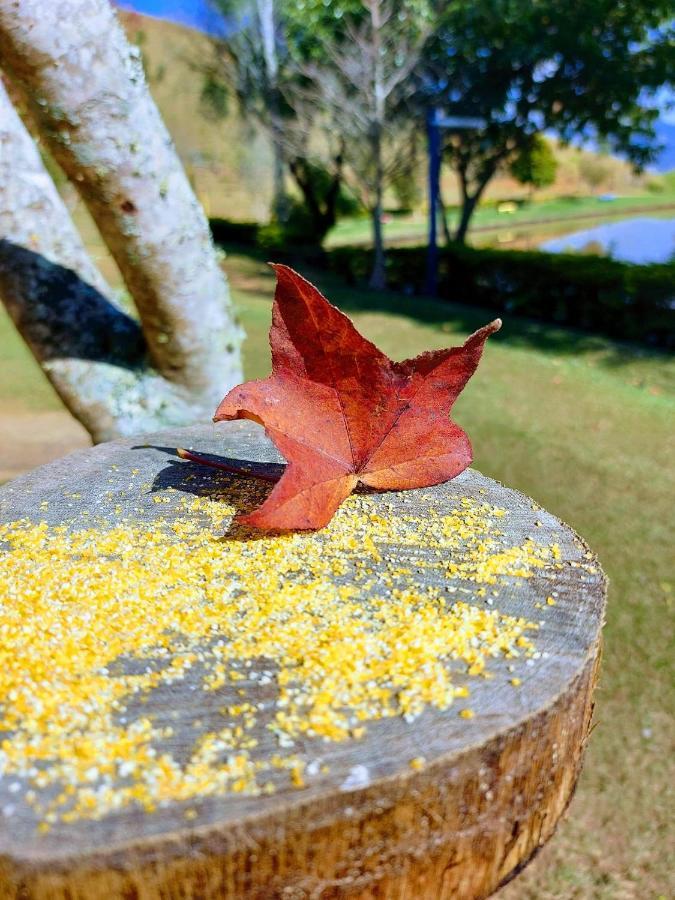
[0,423,605,900]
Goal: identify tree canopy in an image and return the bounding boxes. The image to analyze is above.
[422,0,674,239]
[204,0,673,262]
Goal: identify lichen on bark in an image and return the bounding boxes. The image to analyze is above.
[0,0,244,442]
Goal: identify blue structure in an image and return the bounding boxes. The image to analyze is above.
[425,109,486,296]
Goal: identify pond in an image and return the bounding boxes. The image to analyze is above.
[540,216,675,264]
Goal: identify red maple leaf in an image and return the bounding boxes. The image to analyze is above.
[209,264,500,530]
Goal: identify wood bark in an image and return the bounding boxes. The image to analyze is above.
[0,81,177,442]
[0,0,243,413]
[0,422,607,900]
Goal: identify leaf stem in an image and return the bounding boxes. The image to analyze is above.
[176,448,280,483]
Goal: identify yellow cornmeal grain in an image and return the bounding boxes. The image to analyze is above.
[0,482,550,828]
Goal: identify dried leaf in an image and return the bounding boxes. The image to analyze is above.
[215,264,500,530]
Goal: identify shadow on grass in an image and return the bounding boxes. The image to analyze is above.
[224,244,672,372]
[320,273,670,370]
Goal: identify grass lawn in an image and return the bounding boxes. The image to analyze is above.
[1,249,673,897]
[327,190,675,249]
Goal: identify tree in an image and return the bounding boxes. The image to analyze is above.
[422,0,674,242]
[204,0,351,242]
[205,0,291,222]
[0,0,243,442]
[204,0,432,283]
[509,135,557,198]
[578,154,611,193]
[286,0,433,288]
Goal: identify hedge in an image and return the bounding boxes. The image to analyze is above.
[209,217,674,347]
[327,243,675,348]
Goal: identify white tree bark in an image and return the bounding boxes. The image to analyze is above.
[0,81,237,443]
[0,0,243,413]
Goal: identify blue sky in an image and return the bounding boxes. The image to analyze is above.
[115,0,228,34]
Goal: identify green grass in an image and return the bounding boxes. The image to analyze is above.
[231,253,675,897]
[1,250,673,896]
[0,310,63,412]
[327,191,675,249]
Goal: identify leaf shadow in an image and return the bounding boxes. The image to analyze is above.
[136,446,380,541]
[135,446,288,542]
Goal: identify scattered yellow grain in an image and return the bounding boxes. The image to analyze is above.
[0,479,554,828]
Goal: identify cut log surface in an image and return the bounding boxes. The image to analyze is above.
[0,423,606,900]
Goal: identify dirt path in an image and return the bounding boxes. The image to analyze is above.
[0,408,90,482]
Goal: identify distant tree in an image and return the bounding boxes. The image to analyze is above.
[286,156,365,246]
[422,0,674,242]
[0,0,242,442]
[286,0,433,288]
[509,135,557,198]
[205,0,290,221]
[205,0,432,284]
[578,154,611,193]
[204,0,352,242]
[390,148,424,212]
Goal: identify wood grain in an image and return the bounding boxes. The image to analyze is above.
[0,422,606,899]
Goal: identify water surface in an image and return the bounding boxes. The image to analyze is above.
[541,217,675,264]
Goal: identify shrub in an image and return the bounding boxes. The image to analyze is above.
[327,243,675,348]
[509,136,558,194]
[209,218,674,348]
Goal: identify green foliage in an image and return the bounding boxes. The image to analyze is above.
[422,0,674,239]
[286,0,434,63]
[327,243,675,348]
[645,176,666,194]
[390,166,423,212]
[260,198,315,249]
[290,159,361,220]
[660,169,675,192]
[509,136,558,192]
[209,173,358,253]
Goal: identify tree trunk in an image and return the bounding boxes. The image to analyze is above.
[0,422,606,900]
[369,200,386,290]
[0,0,243,410]
[437,189,454,246]
[0,82,233,444]
[368,121,386,290]
[256,0,286,222]
[455,193,478,244]
[454,160,499,244]
[288,155,343,246]
[367,0,386,291]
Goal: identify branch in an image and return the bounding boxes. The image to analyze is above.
[0,78,233,444]
[0,0,243,406]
